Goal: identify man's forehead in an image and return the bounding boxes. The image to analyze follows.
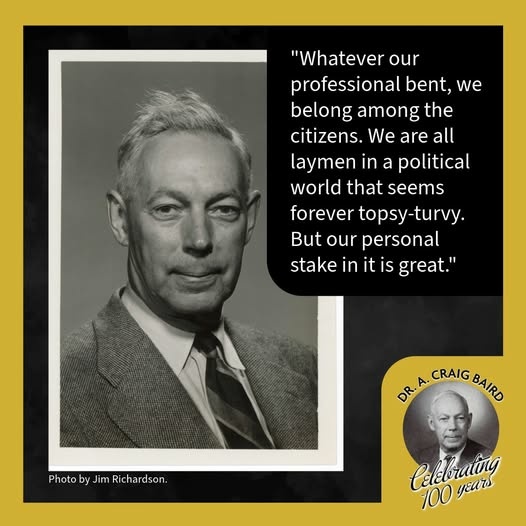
[137,130,245,193]
[432,394,468,413]
[143,130,241,167]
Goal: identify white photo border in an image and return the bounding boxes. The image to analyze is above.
[48,49,343,471]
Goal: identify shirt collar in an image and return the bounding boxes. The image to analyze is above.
[120,285,245,374]
[439,442,467,464]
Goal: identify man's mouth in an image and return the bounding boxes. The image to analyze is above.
[178,274,215,282]
[171,269,220,288]
[171,267,220,277]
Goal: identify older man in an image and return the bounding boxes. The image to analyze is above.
[60,90,317,449]
[417,390,491,468]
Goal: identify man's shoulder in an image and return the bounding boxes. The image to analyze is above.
[61,292,130,358]
[226,318,316,351]
[63,319,97,351]
[225,318,317,376]
[61,319,98,372]
[463,438,493,459]
[415,444,439,466]
[61,293,123,375]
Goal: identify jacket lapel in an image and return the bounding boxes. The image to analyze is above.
[226,320,318,449]
[92,294,316,449]
[95,293,221,449]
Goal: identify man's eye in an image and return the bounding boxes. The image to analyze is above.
[209,206,240,220]
[151,205,182,219]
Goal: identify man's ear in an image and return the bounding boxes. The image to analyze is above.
[244,190,261,245]
[467,413,473,430]
[107,190,129,247]
[427,415,435,432]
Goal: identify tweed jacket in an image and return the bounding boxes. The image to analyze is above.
[416,438,492,469]
[60,292,318,449]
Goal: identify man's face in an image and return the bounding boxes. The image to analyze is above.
[427,394,472,454]
[121,131,259,330]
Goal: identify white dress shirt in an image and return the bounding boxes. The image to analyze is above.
[121,286,274,448]
[439,443,467,466]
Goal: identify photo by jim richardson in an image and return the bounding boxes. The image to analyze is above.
[49,474,168,485]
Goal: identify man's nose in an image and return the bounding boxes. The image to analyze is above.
[182,209,213,256]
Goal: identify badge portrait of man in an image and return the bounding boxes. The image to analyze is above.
[57,59,321,454]
[403,383,498,470]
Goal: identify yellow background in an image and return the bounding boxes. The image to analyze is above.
[3,0,523,523]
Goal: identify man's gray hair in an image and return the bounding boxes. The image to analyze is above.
[430,390,470,414]
[116,90,252,200]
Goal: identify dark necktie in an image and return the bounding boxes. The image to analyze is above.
[193,332,274,449]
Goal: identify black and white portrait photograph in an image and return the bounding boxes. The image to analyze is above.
[48,50,340,470]
[402,381,499,469]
